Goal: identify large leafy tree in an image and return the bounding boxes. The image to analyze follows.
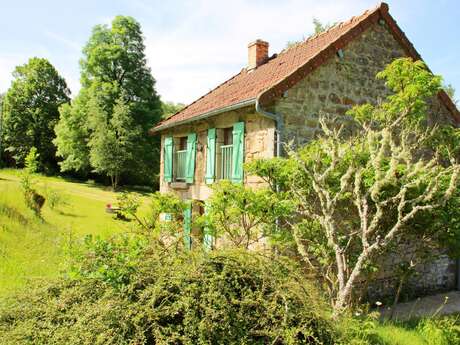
[161,101,185,119]
[54,90,91,174]
[55,16,162,184]
[2,58,70,170]
[0,93,4,164]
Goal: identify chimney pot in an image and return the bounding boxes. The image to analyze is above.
[248,39,269,70]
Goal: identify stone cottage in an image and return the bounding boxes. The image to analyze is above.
[150,3,460,295]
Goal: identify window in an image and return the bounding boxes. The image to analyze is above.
[219,127,233,180]
[204,122,244,184]
[174,137,188,181]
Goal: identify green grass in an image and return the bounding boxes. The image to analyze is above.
[0,169,151,296]
[374,324,427,345]
[369,316,460,345]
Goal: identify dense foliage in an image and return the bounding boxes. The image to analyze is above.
[161,101,185,119]
[54,16,162,187]
[1,58,70,172]
[202,180,294,249]
[0,236,336,345]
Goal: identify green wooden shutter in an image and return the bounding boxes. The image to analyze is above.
[231,122,245,183]
[164,136,173,182]
[183,202,192,250]
[203,203,213,250]
[185,133,197,184]
[205,128,216,184]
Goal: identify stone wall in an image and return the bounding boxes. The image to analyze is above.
[269,21,455,147]
[268,21,457,298]
[367,255,457,302]
[159,106,275,202]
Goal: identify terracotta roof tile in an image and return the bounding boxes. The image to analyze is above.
[152,2,459,132]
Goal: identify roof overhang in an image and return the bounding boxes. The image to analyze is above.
[149,98,256,134]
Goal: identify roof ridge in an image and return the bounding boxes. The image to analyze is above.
[153,2,458,131]
[281,3,383,55]
[257,3,385,103]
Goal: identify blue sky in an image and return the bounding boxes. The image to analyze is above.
[1,0,459,104]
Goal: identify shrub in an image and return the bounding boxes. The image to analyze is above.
[20,173,45,217]
[24,147,40,174]
[44,187,68,211]
[417,317,460,345]
[0,236,336,344]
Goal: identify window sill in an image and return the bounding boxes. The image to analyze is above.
[170,182,189,190]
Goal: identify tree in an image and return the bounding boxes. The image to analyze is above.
[0,93,4,165]
[54,90,91,174]
[202,181,293,249]
[2,58,70,171]
[54,16,162,184]
[313,18,335,34]
[445,84,458,106]
[161,101,185,119]
[249,58,460,314]
[286,18,336,48]
[88,93,142,189]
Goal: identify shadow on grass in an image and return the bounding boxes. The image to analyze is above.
[56,210,82,218]
[0,203,30,225]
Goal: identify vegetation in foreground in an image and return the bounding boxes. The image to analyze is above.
[0,169,150,295]
[0,238,335,344]
[0,233,459,345]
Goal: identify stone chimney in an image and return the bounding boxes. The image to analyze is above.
[247,39,269,70]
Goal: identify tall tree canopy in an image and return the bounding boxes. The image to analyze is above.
[0,93,4,165]
[161,101,185,119]
[54,16,162,185]
[2,58,70,171]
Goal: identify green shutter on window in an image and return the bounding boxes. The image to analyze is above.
[164,136,173,182]
[231,122,245,183]
[183,202,192,250]
[205,128,216,184]
[203,203,213,250]
[185,133,197,184]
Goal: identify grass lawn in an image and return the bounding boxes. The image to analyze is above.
[0,169,152,296]
[373,324,428,344]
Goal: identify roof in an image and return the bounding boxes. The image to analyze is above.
[152,2,460,132]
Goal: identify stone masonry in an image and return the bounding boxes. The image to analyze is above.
[269,21,454,147]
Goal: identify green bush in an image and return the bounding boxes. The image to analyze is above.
[43,186,69,211]
[0,236,336,344]
[417,317,460,345]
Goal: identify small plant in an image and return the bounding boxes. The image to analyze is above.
[44,187,68,211]
[70,234,148,290]
[20,165,45,217]
[24,147,40,174]
[20,148,52,217]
